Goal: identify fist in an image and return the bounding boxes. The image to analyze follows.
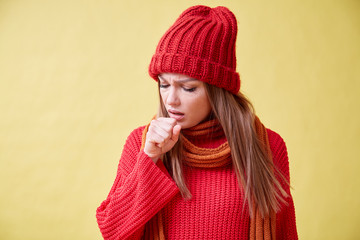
[144,117,182,163]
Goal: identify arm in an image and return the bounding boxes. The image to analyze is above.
[267,129,298,240]
[96,126,179,240]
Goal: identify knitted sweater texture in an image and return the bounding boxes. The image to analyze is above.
[96,126,298,240]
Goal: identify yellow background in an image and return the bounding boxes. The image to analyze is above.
[1,0,359,239]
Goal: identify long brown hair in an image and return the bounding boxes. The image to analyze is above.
[157,82,288,217]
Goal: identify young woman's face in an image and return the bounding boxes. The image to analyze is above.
[159,72,212,129]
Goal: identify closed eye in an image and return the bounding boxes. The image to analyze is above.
[183,87,196,92]
[159,84,170,89]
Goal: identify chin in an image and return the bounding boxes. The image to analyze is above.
[179,122,196,129]
[176,122,187,129]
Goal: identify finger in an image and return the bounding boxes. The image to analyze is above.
[147,133,169,150]
[148,119,176,144]
[151,119,176,134]
[148,123,169,142]
[171,124,182,142]
[146,131,168,147]
[156,117,177,128]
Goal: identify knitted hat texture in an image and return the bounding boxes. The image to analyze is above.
[149,5,240,94]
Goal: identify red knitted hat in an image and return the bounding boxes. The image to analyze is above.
[149,5,240,94]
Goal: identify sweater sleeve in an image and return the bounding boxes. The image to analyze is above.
[267,129,298,240]
[96,126,179,240]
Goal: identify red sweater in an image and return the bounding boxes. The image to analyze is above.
[96,126,298,240]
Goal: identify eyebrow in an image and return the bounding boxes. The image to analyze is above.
[158,76,198,83]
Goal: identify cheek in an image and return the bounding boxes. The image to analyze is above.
[201,100,212,117]
[190,96,211,118]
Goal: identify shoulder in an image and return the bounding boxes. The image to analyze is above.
[123,125,147,152]
[266,128,290,180]
[266,128,287,158]
[126,125,147,143]
[117,125,147,175]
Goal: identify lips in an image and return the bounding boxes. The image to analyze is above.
[168,109,185,121]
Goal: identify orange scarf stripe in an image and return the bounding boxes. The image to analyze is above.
[182,119,224,137]
[140,123,150,151]
[181,120,232,168]
[182,119,218,132]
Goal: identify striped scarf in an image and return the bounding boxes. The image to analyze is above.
[140,117,276,240]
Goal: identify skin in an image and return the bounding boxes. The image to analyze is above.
[144,72,212,163]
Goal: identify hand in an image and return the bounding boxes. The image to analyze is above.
[144,117,181,163]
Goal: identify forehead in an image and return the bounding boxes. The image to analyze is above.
[159,72,198,82]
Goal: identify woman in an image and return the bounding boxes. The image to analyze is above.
[96,5,298,240]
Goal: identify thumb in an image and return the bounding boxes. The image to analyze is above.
[171,124,181,142]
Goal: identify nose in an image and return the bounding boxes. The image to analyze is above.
[166,87,180,106]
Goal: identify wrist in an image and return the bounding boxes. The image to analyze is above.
[150,156,159,163]
[144,150,160,163]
